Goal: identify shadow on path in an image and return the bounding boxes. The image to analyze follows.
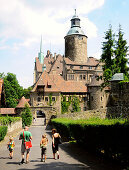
[45,129,122,170]
[18,162,88,170]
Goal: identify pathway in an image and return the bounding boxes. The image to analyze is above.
[0,121,122,170]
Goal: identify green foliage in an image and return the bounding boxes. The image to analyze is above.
[101,24,115,70]
[1,73,23,108]
[0,72,32,108]
[114,25,128,75]
[0,116,21,125]
[61,96,71,114]
[51,118,129,163]
[0,126,8,141]
[61,95,80,113]
[21,104,32,127]
[101,24,129,87]
[72,96,80,112]
[22,87,32,99]
[49,93,52,106]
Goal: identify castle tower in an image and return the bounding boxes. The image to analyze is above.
[64,10,88,63]
[38,36,44,64]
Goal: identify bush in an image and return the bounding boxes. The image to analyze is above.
[51,118,129,164]
[0,126,8,141]
[0,116,21,125]
[21,104,32,127]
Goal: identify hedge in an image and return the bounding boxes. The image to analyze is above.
[0,126,8,141]
[0,116,21,125]
[51,118,129,164]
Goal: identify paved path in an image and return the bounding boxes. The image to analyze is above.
[0,122,122,170]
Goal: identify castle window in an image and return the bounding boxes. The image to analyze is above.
[83,75,86,80]
[83,97,87,101]
[52,97,55,101]
[37,97,41,102]
[45,97,48,101]
[101,97,102,101]
[79,75,82,80]
[70,65,73,69]
[47,85,51,88]
[89,66,92,70]
[68,74,74,80]
[80,66,83,69]
[57,66,59,69]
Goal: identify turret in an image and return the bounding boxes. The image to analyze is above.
[64,10,88,63]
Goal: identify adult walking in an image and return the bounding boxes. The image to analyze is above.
[19,126,32,164]
[52,128,61,159]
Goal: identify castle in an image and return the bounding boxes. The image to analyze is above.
[29,11,109,121]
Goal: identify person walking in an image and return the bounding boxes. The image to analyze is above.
[19,126,32,164]
[40,134,48,162]
[7,136,15,159]
[52,129,61,160]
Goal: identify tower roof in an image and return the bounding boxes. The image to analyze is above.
[65,9,86,37]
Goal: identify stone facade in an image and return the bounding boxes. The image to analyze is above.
[57,108,107,120]
[65,35,87,63]
[107,81,129,118]
[88,86,109,110]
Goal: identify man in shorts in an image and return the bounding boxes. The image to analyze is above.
[19,126,32,164]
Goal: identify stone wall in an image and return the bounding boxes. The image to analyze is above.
[88,86,109,110]
[57,108,107,120]
[7,119,22,133]
[107,82,129,118]
[65,35,87,63]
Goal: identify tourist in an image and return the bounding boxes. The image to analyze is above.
[40,134,48,162]
[19,126,32,164]
[7,136,15,159]
[52,128,61,159]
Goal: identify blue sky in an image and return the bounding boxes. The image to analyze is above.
[0,0,129,88]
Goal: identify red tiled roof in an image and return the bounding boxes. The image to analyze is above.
[32,71,87,93]
[49,55,63,75]
[49,73,87,93]
[16,96,30,108]
[0,108,16,115]
[35,57,42,72]
[44,56,55,73]
[32,71,60,92]
[64,56,99,67]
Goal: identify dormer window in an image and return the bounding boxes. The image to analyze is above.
[47,85,51,88]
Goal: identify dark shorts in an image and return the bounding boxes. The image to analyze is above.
[52,143,59,153]
[41,147,47,155]
[9,148,13,152]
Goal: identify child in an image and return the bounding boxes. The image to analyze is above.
[40,134,48,162]
[7,137,15,159]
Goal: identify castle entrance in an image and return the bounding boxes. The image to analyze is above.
[33,110,46,126]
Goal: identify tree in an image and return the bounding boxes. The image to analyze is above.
[21,103,32,127]
[101,24,115,71]
[101,24,129,87]
[114,25,128,75]
[22,87,32,99]
[1,73,23,108]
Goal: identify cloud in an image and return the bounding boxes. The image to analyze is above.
[0,0,105,88]
[0,0,105,46]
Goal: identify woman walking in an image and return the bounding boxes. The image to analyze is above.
[52,129,61,159]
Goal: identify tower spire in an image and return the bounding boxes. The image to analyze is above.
[75,9,76,15]
[38,35,44,64]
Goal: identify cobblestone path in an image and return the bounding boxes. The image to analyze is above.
[0,122,122,170]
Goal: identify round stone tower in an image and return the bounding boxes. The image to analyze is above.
[64,10,88,64]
